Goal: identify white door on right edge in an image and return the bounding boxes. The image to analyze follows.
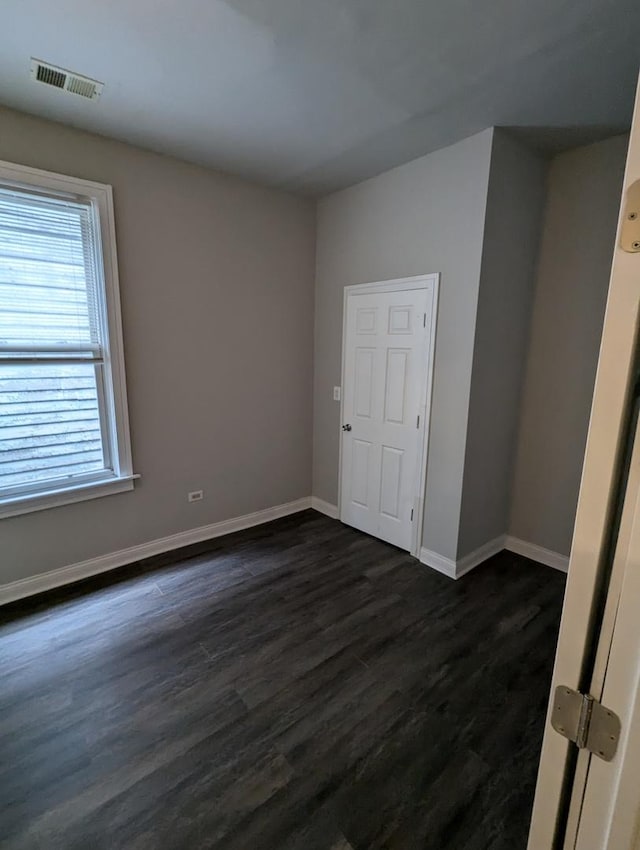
[340,285,434,552]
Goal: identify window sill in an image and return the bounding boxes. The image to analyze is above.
[0,474,140,519]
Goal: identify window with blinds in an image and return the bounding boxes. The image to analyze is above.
[0,162,133,516]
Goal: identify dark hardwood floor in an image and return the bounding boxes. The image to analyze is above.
[0,510,565,850]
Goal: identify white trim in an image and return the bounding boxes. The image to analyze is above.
[0,158,120,196]
[413,276,440,558]
[99,177,134,480]
[0,474,139,519]
[420,535,505,580]
[338,273,440,557]
[456,536,506,578]
[310,497,339,519]
[419,546,457,579]
[0,504,572,606]
[504,536,569,573]
[341,274,438,295]
[421,536,569,580]
[0,497,311,605]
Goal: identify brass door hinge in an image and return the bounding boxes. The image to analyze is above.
[551,686,620,761]
[621,179,640,253]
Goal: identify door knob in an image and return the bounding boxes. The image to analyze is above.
[342,424,352,432]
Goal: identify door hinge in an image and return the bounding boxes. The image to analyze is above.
[551,686,620,761]
[410,508,414,521]
[423,313,427,327]
[621,178,640,252]
[416,414,420,428]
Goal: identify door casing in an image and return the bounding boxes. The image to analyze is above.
[337,273,439,557]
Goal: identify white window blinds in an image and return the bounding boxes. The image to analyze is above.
[0,185,111,496]
[0,188,103,350]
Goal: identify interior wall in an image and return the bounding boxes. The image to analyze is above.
[509,134,629,556]
[457,130,547,558]
[313,129,494,562]
[0,106,316,585]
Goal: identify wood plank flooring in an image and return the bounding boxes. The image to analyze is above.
[0,510,566,850]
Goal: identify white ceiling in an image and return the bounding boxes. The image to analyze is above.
[0,0,638,195]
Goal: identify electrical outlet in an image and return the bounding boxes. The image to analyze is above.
[333,386,341,401]
[188,490,204,503]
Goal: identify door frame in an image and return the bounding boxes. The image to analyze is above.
[527,77,640,848]
[571,408,640,849]
[337,273,440,557]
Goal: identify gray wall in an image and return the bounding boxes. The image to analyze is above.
[509,134,629,556]
[313,129,493,561]
[0,106,316,584]
[457,131,547,558]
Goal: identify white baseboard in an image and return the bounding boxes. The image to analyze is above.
[456,536,506,578]
[420,535,505,580]
[419,547,457,579]
[310,497,339,519]
[0,497,312,606]
[420,534,568,579]
[504,536,569,573]
[1,504,569,607]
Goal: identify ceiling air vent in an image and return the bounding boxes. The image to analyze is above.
[30,59,104,101]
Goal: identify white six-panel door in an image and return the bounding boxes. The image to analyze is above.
[340,280,436,552]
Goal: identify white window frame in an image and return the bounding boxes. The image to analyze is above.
[0,159,136,519]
